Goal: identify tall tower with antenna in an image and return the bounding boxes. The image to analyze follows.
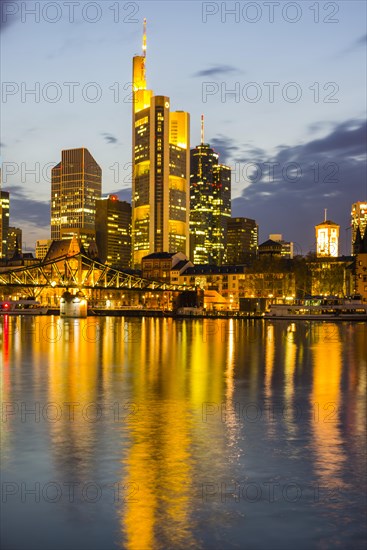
[190,115,231,265]
[131,20,190,267]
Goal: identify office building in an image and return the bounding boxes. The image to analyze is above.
[95,194,132,268]
[132,20,190,267]
[51,148,101,248]
[190,117,231,265]
[7,227,22,259]
[35,239,53,261]
[227,217,258,264]
[0,190,10,259]
[351,202,367,254]
[269,234,294,259]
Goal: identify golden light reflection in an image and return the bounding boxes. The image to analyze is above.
[283,325,297,432]
[3,315,364,549]
[310,324,345,486]
[264,324,274,400]
[119,318,234,549]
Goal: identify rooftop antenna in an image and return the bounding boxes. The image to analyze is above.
[324,208,327,222]
[201,114,204,145]
[142,18,147,57]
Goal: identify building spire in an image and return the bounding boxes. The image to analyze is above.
[142,18,147,57]
[324,208,327,222]
[201,114,204,145]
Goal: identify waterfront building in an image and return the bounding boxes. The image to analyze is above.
[142,251,189,282]
[95,195,132,268]
[355,253,367,299]
[51,148,101,248]
[190,117,231,265]
[173,261,296,310]
[306,256,353,297]
[132,20,190,267]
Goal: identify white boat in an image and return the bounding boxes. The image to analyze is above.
[0,300,49,315]
[265,297,367,321]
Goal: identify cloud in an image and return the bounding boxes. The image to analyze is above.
[193,65,241,78]
[337,34,367,56]
[102,133,118,145]
[210,135,240,164]
[0,0,20,33]
[3,185,50,228]
[231,119,367,254]
[111,188,132,203]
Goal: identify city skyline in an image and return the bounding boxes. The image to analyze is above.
[1,1,366,254]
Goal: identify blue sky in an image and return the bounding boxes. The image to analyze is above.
[1,0,366,254]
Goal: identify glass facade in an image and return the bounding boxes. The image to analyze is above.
[0,191,10,259]
[190,144,231,265]
[95,195,132,268]
[51,148,101,248]
[132,49,189,268]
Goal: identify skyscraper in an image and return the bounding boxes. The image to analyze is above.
[132,20,190,267]
[315,211,339,258]
[95,194,132,268]
[351,201,367,254]
[51,148,101,248]
[227,217,258,264]
[190,117,231,265]
[0,190,10,259]
[7,227,22,259]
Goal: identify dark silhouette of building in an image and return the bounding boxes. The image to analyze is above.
[95,195,132,268]
[226,217,258,264]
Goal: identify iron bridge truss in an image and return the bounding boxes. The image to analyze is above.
[0,253,195,294]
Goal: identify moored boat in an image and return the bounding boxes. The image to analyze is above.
[265,296,367,321]
[0,300,49,315]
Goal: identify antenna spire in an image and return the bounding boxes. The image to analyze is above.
[142,18,147,57]
[201,114,204,145]
[324,208,327,222]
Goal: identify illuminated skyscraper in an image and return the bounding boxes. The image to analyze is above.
[132,20,190,267]
[0,190,10,259]
[190,117,231,265]
[315,210,339,257]
[95,194,132,268]
[51,148,101,248]
[351,201,367,254]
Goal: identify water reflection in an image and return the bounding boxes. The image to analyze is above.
[1,317,366,550]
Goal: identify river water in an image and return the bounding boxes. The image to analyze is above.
[1,316,366,549]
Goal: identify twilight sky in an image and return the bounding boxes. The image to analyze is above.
[1,0,366,254]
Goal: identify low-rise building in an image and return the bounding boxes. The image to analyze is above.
[142,252,189,282]
[354,253,367,300]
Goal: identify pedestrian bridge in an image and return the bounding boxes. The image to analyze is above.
[0,252,194,293]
